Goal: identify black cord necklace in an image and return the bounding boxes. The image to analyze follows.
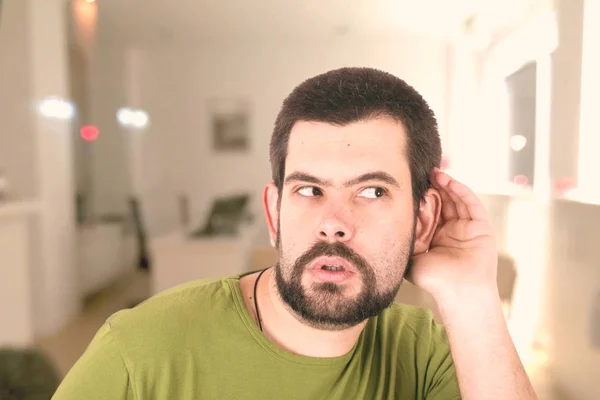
[253,268,269,332]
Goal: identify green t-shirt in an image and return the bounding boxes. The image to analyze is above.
[52,273,461,400]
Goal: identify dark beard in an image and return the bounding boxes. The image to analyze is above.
[274,238,414,331]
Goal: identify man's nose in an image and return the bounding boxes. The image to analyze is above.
[315,206,354,243]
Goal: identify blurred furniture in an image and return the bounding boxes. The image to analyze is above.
[77,220,136,296]
[150,233,256,294]
[248,246,277,272]
[0,201,38,348]
[190,194,251,237]
[129,197,151,270]
[0,347,60,399]
[151,194,257,294]
[497,252,518,319]
[76,197,150,297]
[0,169,8,202]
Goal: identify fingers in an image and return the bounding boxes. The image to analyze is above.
[443,178,470,219]
[430,168,488,222]
[430,168,467,219]
[432,172,458,221]
[447,177,489,221]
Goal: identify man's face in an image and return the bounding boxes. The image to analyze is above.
[268,117,419,331]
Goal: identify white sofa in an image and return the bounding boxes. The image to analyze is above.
[77,222,137,296]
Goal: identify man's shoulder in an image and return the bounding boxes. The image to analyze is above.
[383,302,438,324]
[376,302,449,345]
[53,275,249,399]
[369,303,456,384]
[104,275,243,349]
[379,304,459,398]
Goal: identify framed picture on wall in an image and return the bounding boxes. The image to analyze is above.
[209,98,250,152]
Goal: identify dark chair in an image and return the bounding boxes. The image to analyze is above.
[128,197,151,271]
[191,194,251,237]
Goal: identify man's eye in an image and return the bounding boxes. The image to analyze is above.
[298,186,322,197]
[358,187,386,199]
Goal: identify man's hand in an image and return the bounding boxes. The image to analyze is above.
[407,168,538,400]
[408,168,498,299]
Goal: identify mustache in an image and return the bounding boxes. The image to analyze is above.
[293,241,370,273]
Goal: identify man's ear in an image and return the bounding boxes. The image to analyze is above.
[262,183,279,247]
[413,188,442,255]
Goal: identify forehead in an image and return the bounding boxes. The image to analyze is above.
[285,117,409,180]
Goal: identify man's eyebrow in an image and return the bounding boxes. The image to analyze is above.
[284,171,401,189]
[285,172,332,186]
[344,171,401,188]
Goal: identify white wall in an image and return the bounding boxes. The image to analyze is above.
[88,44,131,217]
[549,0,585,187]
[445,45,484,185]
[68,42,95,200]
[29,0,80,338]
[0,204,38,347]
[116,35,450,236]
[0,0,80,339]
[545,201,600,400]
[577,0,600,200]
[0,0,37,200]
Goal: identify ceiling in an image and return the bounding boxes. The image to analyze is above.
[94,0,537,44]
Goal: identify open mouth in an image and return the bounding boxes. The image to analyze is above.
[309,257,355,283]
[321,265,345,272]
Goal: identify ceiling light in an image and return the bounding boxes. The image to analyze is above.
[117,107,149,129]
[38,97,76,120]
[130,110,149,128]
[510,135,527,151]
[117,108,134,126]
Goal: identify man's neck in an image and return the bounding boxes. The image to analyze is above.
[243,268,367,359]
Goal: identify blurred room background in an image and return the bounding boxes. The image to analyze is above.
[0,0,599,398]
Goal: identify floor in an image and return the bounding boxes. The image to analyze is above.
[36,270,151,377]
[36,271,564,399]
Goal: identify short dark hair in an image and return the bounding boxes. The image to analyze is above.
[269,67,441,209]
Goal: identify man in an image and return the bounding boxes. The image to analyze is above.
[53,67,537,399]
